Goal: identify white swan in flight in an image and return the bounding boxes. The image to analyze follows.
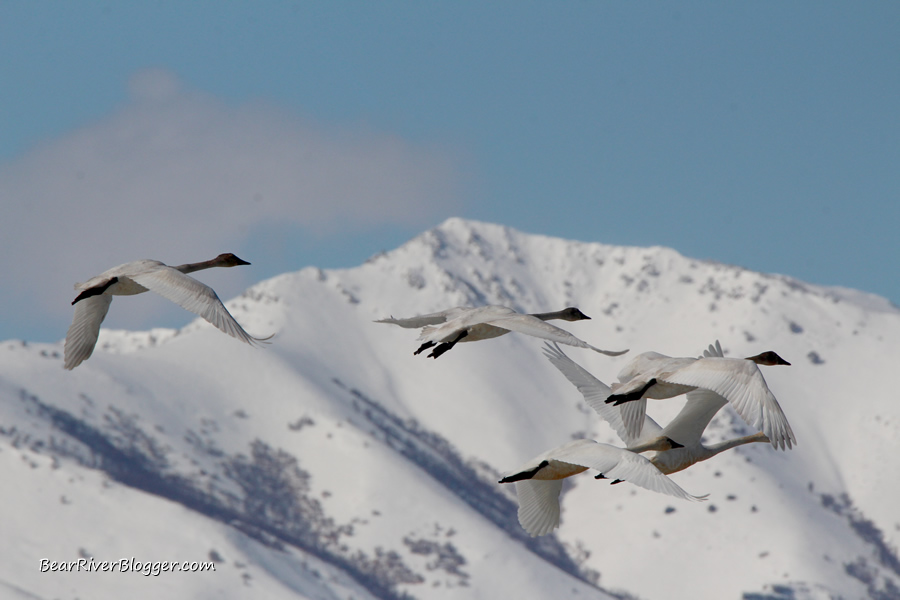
[600,342,795,450]
[499,436,706,536]
[64,253,270,370]
[375,305,627,358]
[543,342,793,475]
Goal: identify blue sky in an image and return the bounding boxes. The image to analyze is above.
[2,1,898,343]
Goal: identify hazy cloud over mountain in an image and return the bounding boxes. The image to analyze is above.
[1,69,464,339]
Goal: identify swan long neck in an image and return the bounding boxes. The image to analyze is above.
[529,310,564,321]
[529,307,589,322]
[174,258,221,274]
[173,253,250,274]
[707,432,769,453]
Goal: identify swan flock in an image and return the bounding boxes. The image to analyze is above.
[63,253,796,538]
[376,305,796,536]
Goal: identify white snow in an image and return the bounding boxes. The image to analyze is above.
[1,217,898,599]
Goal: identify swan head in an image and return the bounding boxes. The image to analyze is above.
[558,307,591,322]
[745,351,790,366]
[213,253,251,267]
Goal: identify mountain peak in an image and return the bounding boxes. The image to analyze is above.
[4,219,899,600]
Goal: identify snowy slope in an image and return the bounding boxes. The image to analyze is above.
[1,217,898,600]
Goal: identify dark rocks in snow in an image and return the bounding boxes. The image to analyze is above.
[288,415,316,431]
[845,557,900,600]
[807,351,826,365]
[184,428,224,458]
[751,283,769,303]
[403,535,469,585]
[743,583,806,599]
[330,378,595,586]
[405,270,426,290]
[18,389,422,600]
[821,492,900,596]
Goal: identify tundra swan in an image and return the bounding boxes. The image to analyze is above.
[376,305,627,358]
[499,437,706,536]
[601,342,795,450]
[543,342,793,474]
[64,253,269,370]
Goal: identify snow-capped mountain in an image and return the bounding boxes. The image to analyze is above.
[1,218,898,600]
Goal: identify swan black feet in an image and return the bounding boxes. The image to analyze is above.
[425,330,468,359]
[605,378,657,405]
[72,277,119,305]
[414,341,436,355]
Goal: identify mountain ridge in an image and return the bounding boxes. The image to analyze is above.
[2,217,898,599]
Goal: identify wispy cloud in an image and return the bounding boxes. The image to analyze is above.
[0,68,465,341]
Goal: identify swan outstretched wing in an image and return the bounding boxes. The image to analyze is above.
[551,441,706,502]
[542,343,660,444]
[130,266,268,346]
[703,340,724,359]
[663,358,796,450]
[512,441,705,537]
[514,479,564,537]
[617,398,650,441]
[661,389,728,444]
[374,307,468,329]
[416,306,516,342]
[485,315,628,356]
[653,338,730,442]
[64,295,113,370]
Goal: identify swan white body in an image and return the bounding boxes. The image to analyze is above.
[64,253,268,370]
[602,343,795,450]
[499,437,706,536]
[376,305,627,358]
[543,341,790,475]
